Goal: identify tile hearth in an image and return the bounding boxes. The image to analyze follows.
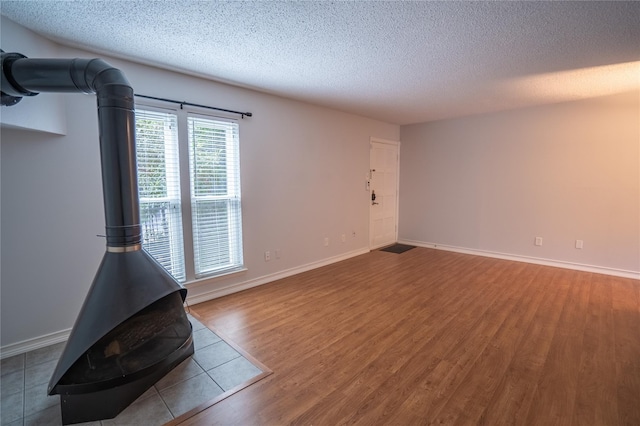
[1,314,266,426]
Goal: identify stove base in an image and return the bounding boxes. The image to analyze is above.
[58,337,194,425]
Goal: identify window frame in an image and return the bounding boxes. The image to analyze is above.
[135,106,186,282]
[187,112,244,278]
[135,102,246,284]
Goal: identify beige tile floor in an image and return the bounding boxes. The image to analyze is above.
[0,314,264,426]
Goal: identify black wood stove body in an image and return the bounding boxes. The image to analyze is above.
[1,51,194,424]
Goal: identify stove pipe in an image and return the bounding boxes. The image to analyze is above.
[1,51,192,423]
[2,51,144,248]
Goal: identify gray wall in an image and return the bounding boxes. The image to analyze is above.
[399,92,640,273]
[0,18,399,349]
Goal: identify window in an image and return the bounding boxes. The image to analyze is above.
[188,116,243,277]
[135,110,185,281]
[135,107,243,283]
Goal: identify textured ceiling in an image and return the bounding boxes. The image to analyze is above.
[1,1,639,125]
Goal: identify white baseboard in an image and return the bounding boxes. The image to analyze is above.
[0,328,70,360]
[399,239,640,280]
[185,247,370,306]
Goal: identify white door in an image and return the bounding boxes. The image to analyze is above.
[369,138,400,249]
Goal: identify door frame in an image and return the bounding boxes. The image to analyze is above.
[369,137,401,250]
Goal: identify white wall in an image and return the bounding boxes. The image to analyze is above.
[0,18,67,135]
[0,18,399,351]
[399,92,640,275]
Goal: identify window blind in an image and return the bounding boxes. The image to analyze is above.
[188,116,243,276]
[135,109,186,282]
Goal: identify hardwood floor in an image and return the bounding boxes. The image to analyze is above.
[180,248,640,425]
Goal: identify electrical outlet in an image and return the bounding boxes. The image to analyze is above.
[575,240,583,249]
[324,237,329,247]
[352,231,356,238]
[341,234,346,243]
[264,251,271,261]
[535,237,543,246]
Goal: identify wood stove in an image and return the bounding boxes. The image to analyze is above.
[1,51,194,424]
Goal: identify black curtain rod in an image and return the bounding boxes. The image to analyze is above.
[134,94,252,118]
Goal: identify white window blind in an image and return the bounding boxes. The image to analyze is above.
[188,116,243,277]
[135,107,244,283]
[135,109,186,282]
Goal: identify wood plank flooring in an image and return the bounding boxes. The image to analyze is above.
[181,248,640,425]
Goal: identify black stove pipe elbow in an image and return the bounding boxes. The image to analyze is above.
[1,51,141,248]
